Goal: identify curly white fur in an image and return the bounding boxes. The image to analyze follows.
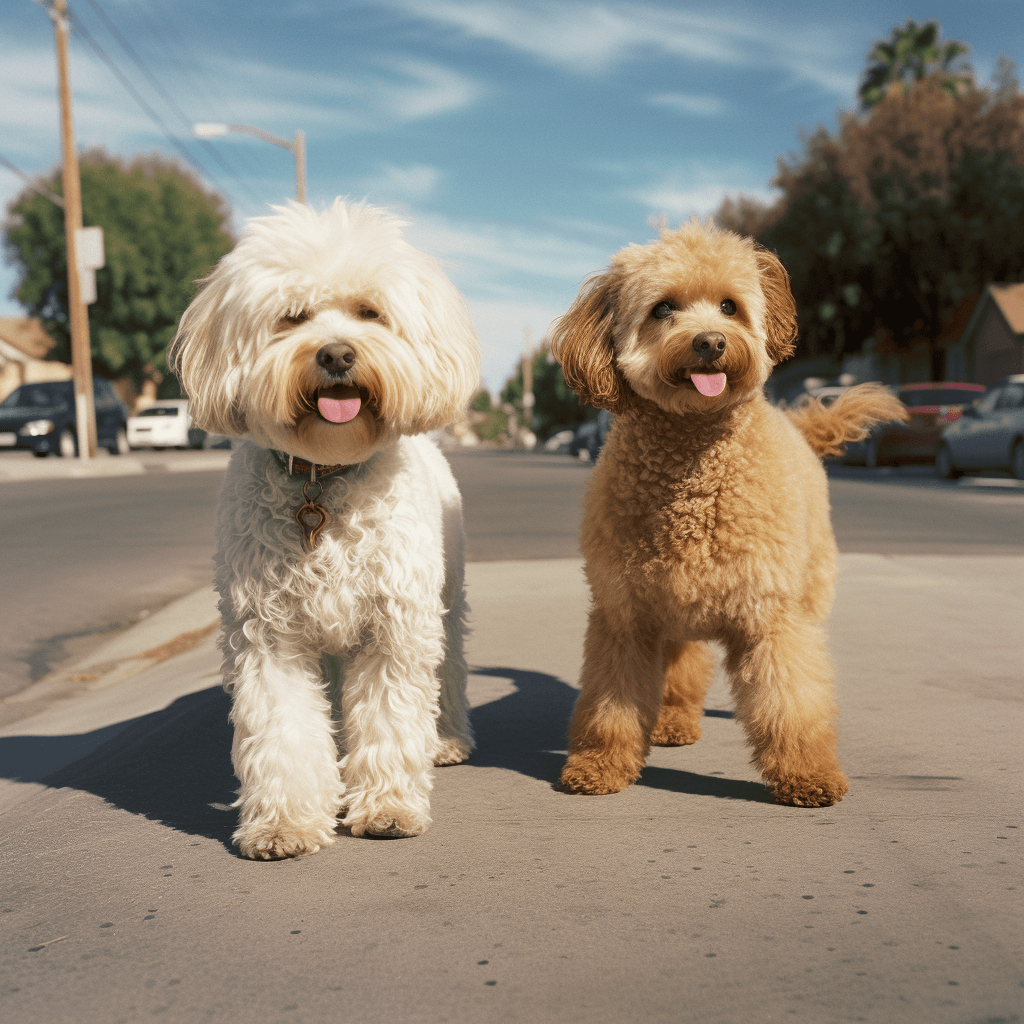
[170,200,480,859]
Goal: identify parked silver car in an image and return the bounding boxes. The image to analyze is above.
[935,375,1024,480]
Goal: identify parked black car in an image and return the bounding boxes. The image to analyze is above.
[570,409,614,461]
[0,378,130,457]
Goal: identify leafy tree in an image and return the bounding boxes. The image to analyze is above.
[3,149,233,390]
[502,344,596,440]
[859,19,971,110]
[716,52,1024,364]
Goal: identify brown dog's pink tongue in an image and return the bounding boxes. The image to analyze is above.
[317,395,361,423]
[692,373,726,397]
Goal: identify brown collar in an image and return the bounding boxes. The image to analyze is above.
[273,450,354,481]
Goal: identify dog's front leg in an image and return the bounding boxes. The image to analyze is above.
[227,639,343,859]
[561,606,663,794]
[340,614,444,838]
[727,614,849,807]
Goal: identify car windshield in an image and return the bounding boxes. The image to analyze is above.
[901,388,984,407]
[0,383,69,409]
[996,383,1024,409]
[138,406,180,417]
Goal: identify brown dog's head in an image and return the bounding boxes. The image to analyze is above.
[550,219,796,415]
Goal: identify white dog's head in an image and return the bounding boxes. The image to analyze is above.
[550,218,797,417]
[170,200,480,464]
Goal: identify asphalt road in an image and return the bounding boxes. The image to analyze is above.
[0,447,1021,1024]
[0,448,1022,699]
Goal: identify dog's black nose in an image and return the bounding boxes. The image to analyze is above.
[316,342,356,378]
[692,332,726,363]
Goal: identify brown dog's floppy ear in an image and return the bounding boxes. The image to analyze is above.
[550,272,621,411]
[754,245,797,364]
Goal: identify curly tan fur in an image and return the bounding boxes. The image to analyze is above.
[554,219,906,806]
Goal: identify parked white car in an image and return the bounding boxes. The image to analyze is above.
[126,400,205,449]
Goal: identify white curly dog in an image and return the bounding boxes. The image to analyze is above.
[170,201,480,859]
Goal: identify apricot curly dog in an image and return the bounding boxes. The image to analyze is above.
[551,219,907,807]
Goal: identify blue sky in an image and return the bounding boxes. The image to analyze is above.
[1,0,1021,392]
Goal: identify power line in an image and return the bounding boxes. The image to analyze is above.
[76,0,261,204]
[57,3,250,211]
[0,152,66,207]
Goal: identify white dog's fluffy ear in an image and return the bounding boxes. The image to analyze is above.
[395,263,481,434]
[169,265,251,437]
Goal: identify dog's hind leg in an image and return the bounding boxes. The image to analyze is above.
[434,582,474,766]
[227,639,344,860]
[650,640,715,746]
[561,607,663,795]
[726,614,849,807]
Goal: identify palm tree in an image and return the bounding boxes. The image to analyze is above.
[859,19,972,110]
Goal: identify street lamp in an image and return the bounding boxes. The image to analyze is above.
[193,123,306,203]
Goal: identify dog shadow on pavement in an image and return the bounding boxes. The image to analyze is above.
[0,667,768,849]
[468,667,772,803]
[0,686,239,849]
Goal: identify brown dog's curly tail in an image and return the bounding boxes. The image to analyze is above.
[786,382,909,458]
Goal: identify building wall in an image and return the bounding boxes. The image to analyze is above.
[974,312,1023,387]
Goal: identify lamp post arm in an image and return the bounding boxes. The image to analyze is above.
[224,124,295,152]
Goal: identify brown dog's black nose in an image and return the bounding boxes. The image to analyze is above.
[316,342,356,378]
[692,331,726,363]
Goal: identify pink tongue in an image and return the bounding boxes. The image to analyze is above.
[317,395,361,423]
[692,373,726,397]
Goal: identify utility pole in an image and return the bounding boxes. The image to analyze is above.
[48,0,96,457]
[521,327,534,440]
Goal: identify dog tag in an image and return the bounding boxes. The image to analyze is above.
[296,501,327,550]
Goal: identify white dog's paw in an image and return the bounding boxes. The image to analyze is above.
[346,807,430,839]
[234,819,336,860]
[434,738,471,766]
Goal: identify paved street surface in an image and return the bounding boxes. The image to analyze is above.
[0,447,1021,1023]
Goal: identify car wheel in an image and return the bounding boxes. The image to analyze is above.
[32,449,49,458]
[1011,440,1024,481]
[865,438,881,469]
[107,426,130,456]
[935,443,961,480]
[57,427,77,458]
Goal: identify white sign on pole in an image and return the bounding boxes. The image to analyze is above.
[76,225,104,306]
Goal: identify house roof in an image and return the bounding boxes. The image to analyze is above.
[989,283,1024,335]
[0,317,56,360]
[959,283,1024,348]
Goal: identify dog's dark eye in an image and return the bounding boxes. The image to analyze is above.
[283,311,310,326]
[359,308,380,320]
[720,299,737,316]
[652,301,675,320]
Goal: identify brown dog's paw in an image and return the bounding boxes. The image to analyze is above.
[560,752,640,795]
[771,772,849,807]
[649,707,702,747]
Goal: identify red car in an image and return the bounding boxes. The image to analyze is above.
[845,382,986,467]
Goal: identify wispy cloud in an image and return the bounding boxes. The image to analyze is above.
[626,163,778,219]
[361,163,443,202]
[387,0,857,94]
[648,92,727,118]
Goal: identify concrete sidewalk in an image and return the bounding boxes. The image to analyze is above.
[0,555,1020,1024]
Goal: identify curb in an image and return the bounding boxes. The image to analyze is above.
[0,451,232,483]
[0,586,221,732]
